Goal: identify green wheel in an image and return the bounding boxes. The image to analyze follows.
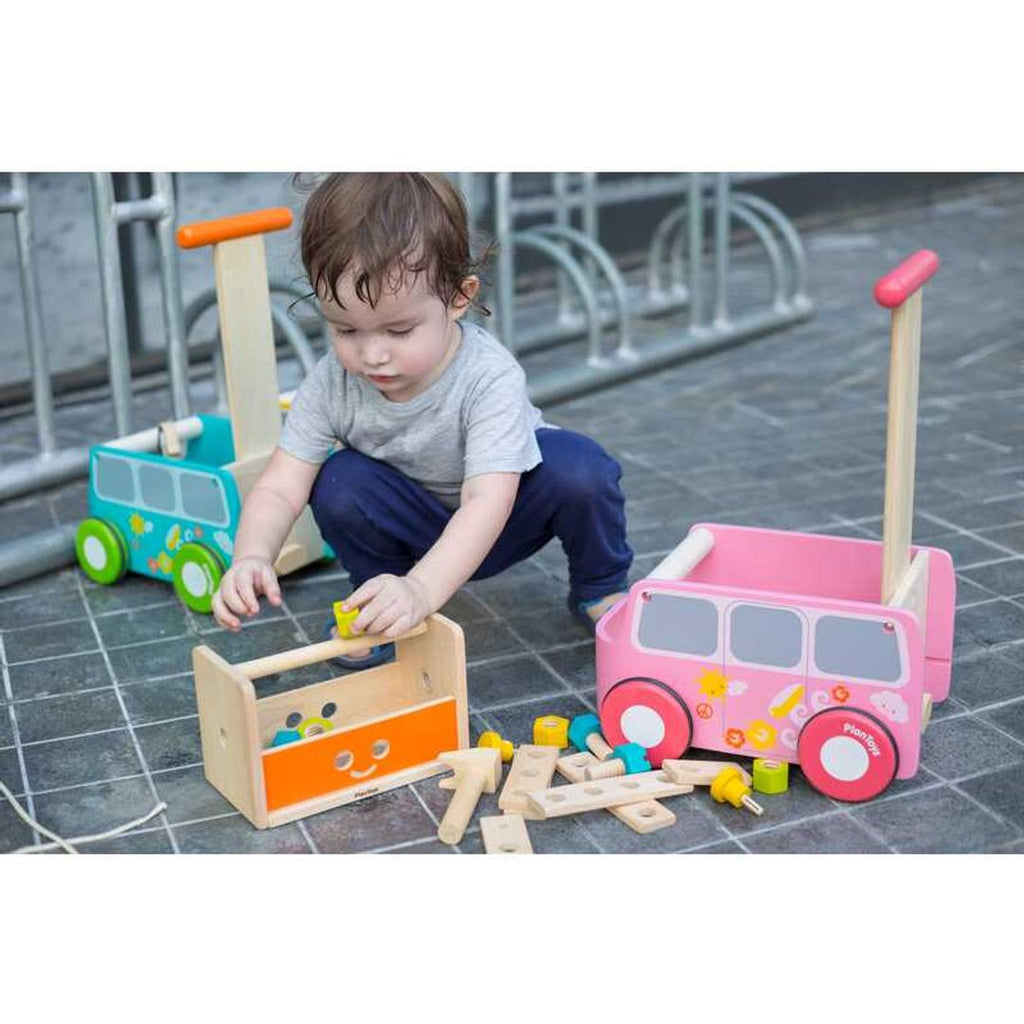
[171,542,225,614]
[75,518,128,585]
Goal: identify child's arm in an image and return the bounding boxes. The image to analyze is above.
[343,471,520,637]
[212,447,322,631]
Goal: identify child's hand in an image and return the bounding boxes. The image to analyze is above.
[342,574,432,639]
[213,556,282,632]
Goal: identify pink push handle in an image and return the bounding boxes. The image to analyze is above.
[873,250,940,308]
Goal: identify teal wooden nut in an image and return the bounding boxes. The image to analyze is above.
[568,713,612,759]
[613,742,651,774]
[270,729,302,748]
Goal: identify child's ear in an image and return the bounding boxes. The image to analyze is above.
[450,275,479,319]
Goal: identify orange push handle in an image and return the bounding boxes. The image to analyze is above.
[176,207,294,250]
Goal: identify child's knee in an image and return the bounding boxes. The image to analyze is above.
[540,431,622,505]
[309,450,377,530]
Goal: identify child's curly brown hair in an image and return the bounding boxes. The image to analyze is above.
[298,173,490,315]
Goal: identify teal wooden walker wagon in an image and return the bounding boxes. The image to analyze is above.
[75,208,329,611]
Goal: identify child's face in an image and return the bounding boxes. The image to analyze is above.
[320,269,478,402]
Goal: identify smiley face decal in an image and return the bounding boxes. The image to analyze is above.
[333,738,391,779]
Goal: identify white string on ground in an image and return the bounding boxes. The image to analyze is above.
[1,778,167,855]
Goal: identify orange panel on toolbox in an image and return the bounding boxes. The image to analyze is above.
[262,698,459,812]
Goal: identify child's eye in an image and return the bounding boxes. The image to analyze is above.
[388,327,414,337]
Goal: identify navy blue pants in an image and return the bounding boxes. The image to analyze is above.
[309,427,633,607]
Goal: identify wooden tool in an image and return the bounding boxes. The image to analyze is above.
[437,748,501,846]
[556,752,676,834]
[661,758,752,787]
[498,744,559,818]
[480,813,533,854]
[527,771,693,819]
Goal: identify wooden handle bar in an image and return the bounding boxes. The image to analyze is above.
[873,250,940,308]
[236,621,427,679]
[177,207,294,250]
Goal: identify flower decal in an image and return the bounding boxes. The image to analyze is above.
[746,719,778,751]
[697,702,714,720]
[698,669,728,700]
[831,684,850,703]
[727,679,748,697]
[213,530,234,556]
[129,513,146,536]
[725,728,745,749]
[780,728,798,750]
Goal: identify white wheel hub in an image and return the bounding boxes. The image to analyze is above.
[620,705,666,748]
[83,535,107,571]
[181,561,209,598]
[819,735,869,781]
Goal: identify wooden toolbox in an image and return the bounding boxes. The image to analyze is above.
[193,614,468,828]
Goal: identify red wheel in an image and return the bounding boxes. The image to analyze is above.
[599,677,692,767]
[797,708,899,802]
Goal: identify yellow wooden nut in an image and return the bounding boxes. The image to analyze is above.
[332,601,361,638]
[533,715,570,747]
[478,731,514,762]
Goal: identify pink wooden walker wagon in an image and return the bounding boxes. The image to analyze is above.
[595,251,954,802]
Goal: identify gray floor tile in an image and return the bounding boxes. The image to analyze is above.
[173,815,312,853]
[948,650,1024,709]
[462,618,527,661]
[12,689,126,744]
[958,765,1024,830]
[5,651,113,700]
[467,653,570,711]
[680,839,748,854]
[742,813,891,853]
[541,643,596,691]
[80,828,175,854]
[106,635,196,684]
[960,558,1024,598]
[0,794,37,852]
[0,706,13,749]
[302,786,438,853]
[919,715,1024,780]
[576,793,730,853]
[151,764,237,825]
[96,603,194,648]
[0,747,26,796]
[381,837,457,854]
[852,785,1019,853]
[29,775,160,840]
[957,600,1024,647]
[83,576,180,615]
[21,730,142,792]
[503,608,594,649]
[982,699,1024,743]
[134,717,203,772]
[121,675,198,726]
[3,619,99,663]
[478,693,594,744]
[0,590,89,631]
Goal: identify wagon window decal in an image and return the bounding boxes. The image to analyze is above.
[729,604,802,669]
[139,463,176,513]
[180,472,229,526]
[814,615,902,684]
[637,593,718,656]
[94,453,135,505]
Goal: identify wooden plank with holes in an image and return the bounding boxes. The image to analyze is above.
[527,771,693,819]
[661,758,752,787]
[481,813,533,854]
[557,751,677,834]
[497,745,560,818]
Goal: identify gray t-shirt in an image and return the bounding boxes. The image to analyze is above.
[278,320,548,510]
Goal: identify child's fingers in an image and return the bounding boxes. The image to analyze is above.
[355,590,401,636]
[236,573,260,616]
[212,590,241,632]
[342,575,388,615]
[219,574,249,617]
[260,565,282,605]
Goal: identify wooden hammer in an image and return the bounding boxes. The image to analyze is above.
[437,748,502,846]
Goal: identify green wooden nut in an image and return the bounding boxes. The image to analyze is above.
[752,758,789,795]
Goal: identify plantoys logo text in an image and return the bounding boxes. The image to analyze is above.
[844,722,881,757]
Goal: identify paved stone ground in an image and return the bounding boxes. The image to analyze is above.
[1,176,1023,853]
